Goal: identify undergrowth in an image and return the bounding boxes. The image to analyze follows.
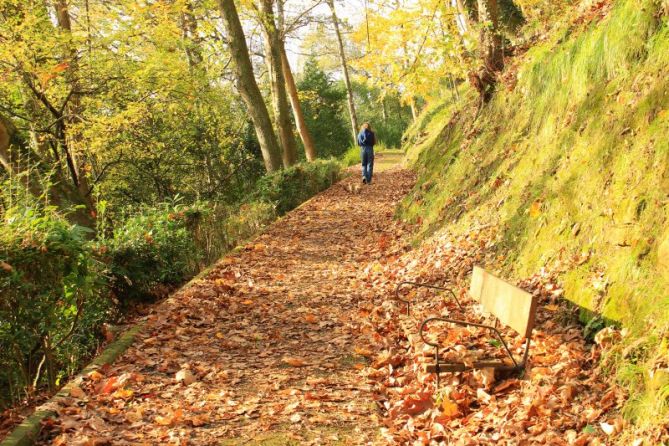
[341,142,395,167]
[398,0,669,440]
[0,159,341,409]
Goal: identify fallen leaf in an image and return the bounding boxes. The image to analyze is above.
[440,398,459,418]
[69,384,86,399]
[125,408,144,423]
[189,413,210,427]
[112,388,134,399]
[354,346,373,357]
[87,370,104,381]
[289,413,302,423]
[99,376,119,394]
[529,201,542,218]
[175,369,197,385]
[282,356,308,367]
[155,408,183,426]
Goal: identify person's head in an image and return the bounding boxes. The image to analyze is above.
[361,122,371,132]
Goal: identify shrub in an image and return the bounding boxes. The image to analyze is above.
[193,201,277,265]
[0,200,109,407]
[342,145,361,167]
[100,203,201,302]
[341,142,392,168]
[255,160,341,214]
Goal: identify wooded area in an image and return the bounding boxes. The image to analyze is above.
[2,0,669,444]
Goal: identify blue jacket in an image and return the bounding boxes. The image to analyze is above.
[357,129,375,148]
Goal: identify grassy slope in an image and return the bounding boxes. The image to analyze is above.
[398,0,669,436]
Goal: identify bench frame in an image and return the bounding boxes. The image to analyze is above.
[394,281,463,315]
[394,268,537,386]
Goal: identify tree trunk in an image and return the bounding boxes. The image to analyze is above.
[181,0,204,69]
[409,98,418,121]
[218,0,282,172]
[396,0,419,121]
[259,0,297,168]
[277,0,316,161]
[326,0,359,143]
[381,97,388,122]
[53,0,96,220]
[0,114,23,178]
[0,113,96,228]
[472,0,503,103]
[453,0,470,34]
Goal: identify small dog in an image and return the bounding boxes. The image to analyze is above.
[344,182,362,195]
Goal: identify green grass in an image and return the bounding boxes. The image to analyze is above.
[340,142,399,168]
[397,0,669,438]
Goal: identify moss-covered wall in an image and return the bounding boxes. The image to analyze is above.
[398,0,669,431]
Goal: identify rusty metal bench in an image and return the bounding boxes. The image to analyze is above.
[395,266,538,385]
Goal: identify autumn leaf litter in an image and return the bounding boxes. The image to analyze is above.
[34,168,624,445]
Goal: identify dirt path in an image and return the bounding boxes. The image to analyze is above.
[38,166,415,446]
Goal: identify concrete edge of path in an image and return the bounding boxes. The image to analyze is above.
[0,264,219,446]
[0,324,144,446]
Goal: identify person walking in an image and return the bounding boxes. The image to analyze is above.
[357,123,376,184]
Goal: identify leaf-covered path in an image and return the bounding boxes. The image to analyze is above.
[39,164,416,445]
[36,158,626,445]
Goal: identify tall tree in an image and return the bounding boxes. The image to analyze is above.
[0,113,21,179]
[470,0,503,103]
[0,112,95,227]
[396,0,419,121]
[277,0,316,161]
[53,0,95,217]
[218,0,282,172]
[258,0,297,168]
[180,0,204,68]
[326,0,359,143]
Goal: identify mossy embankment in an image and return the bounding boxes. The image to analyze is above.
[399,0,669,437]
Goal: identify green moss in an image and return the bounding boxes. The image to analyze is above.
[398,0,669,437]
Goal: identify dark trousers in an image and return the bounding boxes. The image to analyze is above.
[361,146,374,183]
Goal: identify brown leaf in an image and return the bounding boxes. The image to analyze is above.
[440,398,459,418]
[400,392,433,416]
[303,314,318,324]
[69,384,86,399]
[189,414,210,427]
[354,346,373,358]
[282,356,308,367]
[155,408,183,426]
[175,369,196,385]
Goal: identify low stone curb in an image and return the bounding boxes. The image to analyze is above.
[0,324,144,446]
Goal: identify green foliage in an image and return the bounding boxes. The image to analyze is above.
[192,201,277,266]
[99,202,202,302]
[398,0,669,436]
[340,142,395,168]
[255,160,341,215]
[341,145,362,167]
[351,81,413,149]
[297,58,352,158]
[0,154,339,405]
[0,189,109,408]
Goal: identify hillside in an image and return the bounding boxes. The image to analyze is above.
[398,0,669,437]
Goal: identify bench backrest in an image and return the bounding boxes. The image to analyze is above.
[468,266,538,338]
